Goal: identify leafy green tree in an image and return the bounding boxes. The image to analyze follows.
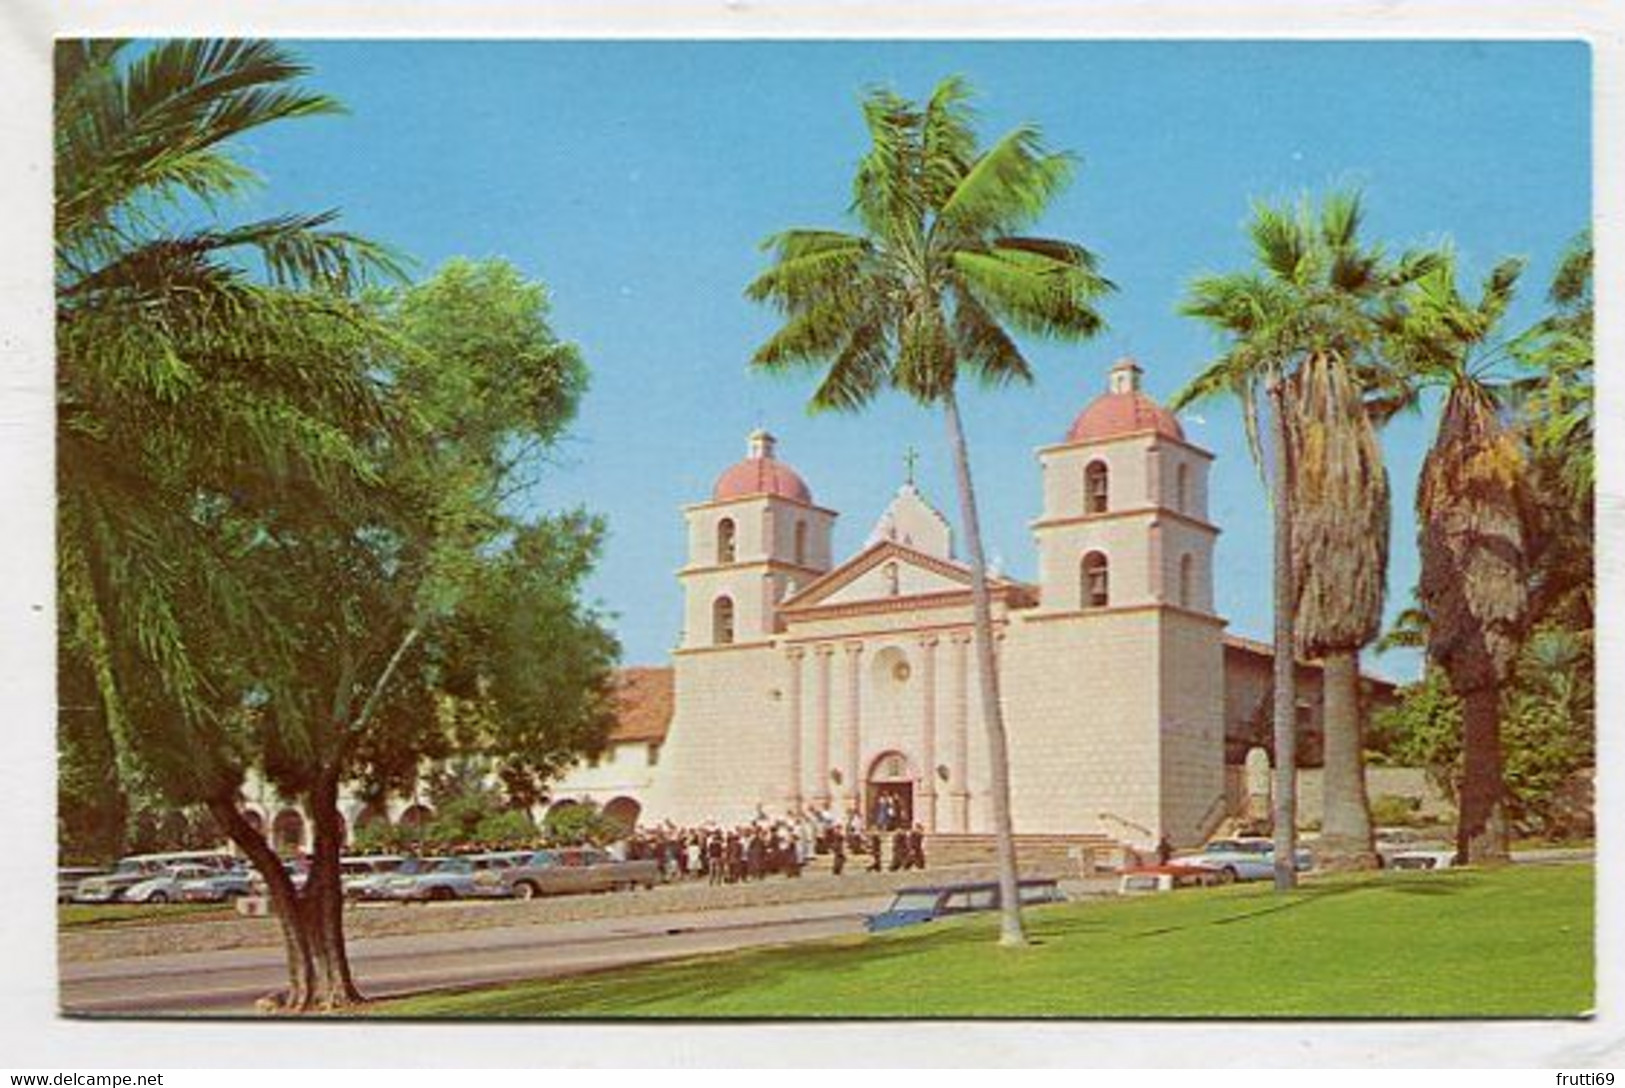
[543,801,623,847]
[1371,626,1593,838]
[746,77,1112,945]
[1176,192,1431,880]
[206,259,615,1008]
[55,38,615,1011]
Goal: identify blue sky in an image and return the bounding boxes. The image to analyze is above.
[235,40,1589,679]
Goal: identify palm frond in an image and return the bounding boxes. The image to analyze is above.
[951,244,1109,341]
[808,316,891,414]
[920,76,977,210]
[938,126,1073,237]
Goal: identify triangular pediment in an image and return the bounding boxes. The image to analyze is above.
[781,540,976,612]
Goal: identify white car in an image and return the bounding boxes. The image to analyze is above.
[123,864,224,904]
[1386,849,1456,871]
[1181,837,1314,883]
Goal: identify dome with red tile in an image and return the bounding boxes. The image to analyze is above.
[712,429,813,504]
[1066,358,1185,444]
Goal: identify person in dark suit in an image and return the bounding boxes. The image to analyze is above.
[889,827,909,871]
[830,832,846,876]
[866,830,882,872]
[908,824,926,870]
[1156,834,1174,866]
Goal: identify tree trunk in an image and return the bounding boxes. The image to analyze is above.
[1317,649,1378,870]
[1457,684,1510,864]
[1267,379,1299,892]
[207,797,316,1010]
[943,390,1025,947]
[304,769,363,1007]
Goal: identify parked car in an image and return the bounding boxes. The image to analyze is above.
[58,867,106,904]
[123,864,226,904]
[176,866,255,903]
[502,847,660,900]
[347,856,436,901]
[381,854,522,902]
[73,851,237,903]
[339,855,404,895]
[1181,837,1313,883]
[246,858,311,897]
[1386,849,1456,871]
[1118,864,1225,894]
[865,879,1066,932]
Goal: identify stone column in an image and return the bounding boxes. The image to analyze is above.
[949,630,972,832]
[918,635,939,832]
[843,641,863,816]
[785,648,805,810]
[813,646,833,808]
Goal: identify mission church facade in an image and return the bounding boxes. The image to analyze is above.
[560,358,1242,847]
[241,358,1389,856]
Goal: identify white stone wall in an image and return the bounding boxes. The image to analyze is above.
[1156,517,1217,613]
[549,740,659,805]
[822,558,964,604]
[1158,612,1226,845]
[999,609,1164,839]
[642,643,789,826]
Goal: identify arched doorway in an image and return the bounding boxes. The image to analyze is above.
[354,801,390,834]
[271,809,306,855]
[866,751,914,831]
[602,796,641,834]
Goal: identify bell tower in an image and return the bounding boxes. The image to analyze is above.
[679,430,836,649]
[1032,358,1217,615]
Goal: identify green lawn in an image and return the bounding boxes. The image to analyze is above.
[59,901,235,929]
[376,864,1593,1019]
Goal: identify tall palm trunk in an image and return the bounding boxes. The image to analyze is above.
[943,389,1025,946]
[1267,379,1298,891]
[1318,649,1376,867]
[1457,685,1509,863]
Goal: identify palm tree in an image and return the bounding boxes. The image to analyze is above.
[1176,192,1429,881]
[1387,254,1532,864]
[746,77,1111,945]
[1513,231,1593,635]
[56,39,403,1008]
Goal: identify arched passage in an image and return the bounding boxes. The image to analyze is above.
[712,595,735,645]
[354,801,390,832]
[602,796,641,833]
[271,809,306,855]
[1082,550,1110,608]
[866,750,914,831]
[1085,459,1109,514]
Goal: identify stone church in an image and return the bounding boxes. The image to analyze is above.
[241,358,1397,856]
[561,358,1254,847]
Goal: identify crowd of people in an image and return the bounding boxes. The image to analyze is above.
[612,808,929,884]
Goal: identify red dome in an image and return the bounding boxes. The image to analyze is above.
[712,430,813,504]
[1065,358,1184,444]
[1066,391,1185,444]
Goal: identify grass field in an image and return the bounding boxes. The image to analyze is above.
[58,901,235,929]
[376,864,1593,1019]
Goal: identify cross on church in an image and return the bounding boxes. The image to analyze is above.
[903,446,919,486]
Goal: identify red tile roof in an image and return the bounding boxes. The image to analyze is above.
[1067,389,1186,444]
[607,666,673,744]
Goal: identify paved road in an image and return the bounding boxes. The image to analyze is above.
[60,893,893,1016]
